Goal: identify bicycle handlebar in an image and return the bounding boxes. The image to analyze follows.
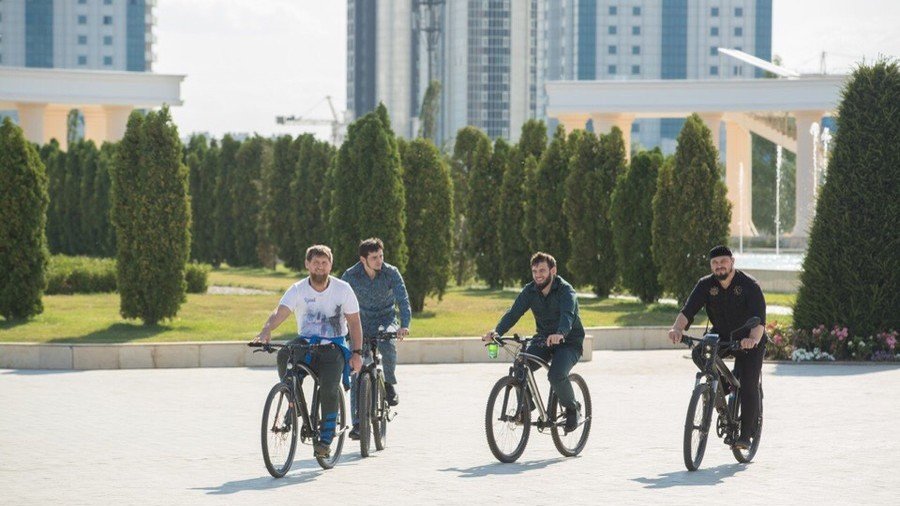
[486,334,561,348]
[247,341,336,354]
[680,335,747,351]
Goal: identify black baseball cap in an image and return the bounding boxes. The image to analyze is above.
[708,245,733,260]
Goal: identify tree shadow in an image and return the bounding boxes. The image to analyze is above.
[47,322,173,344]
[413,311,437,319]
[0,318,32,331]
[771,361,900,377]
[632,463,748,488]
[439,457,566,478]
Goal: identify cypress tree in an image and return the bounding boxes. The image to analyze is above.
[418,80,442,142]
[94,142,117,257]
[593,127,628,296]
[0,118,50,319]
[651,114,731,304]
[525,125,571,280]
[61,140,84,254]
[402,139,454,311]
[185,135,209,262]
[111,107,191,325]
[462,129,504,288]
[499,120,547,285]
[794,61,900,336]
[611,148,664,303]
[231,136,272,267]
[751,134,797,236]
[40,139,65,254]
[265,135,299,266]
[214,135,241,266]
[450,126,485,285]
[564,130,606,295]
[77,140,101,255]
[289,136,333,270]
[329,104,407,272]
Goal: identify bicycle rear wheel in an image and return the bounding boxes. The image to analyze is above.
[358,374,372,458]
[548,373,592,457]
[261,382,298,478]
[373,372,388,451]
[315,387,347,470]
[732,384,763,463]
[485,376,531,463]
[683,383,712,471]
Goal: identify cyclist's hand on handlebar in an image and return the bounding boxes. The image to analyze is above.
[397,327,409,341]
[253,329,271,344]
[668,328,683,344]
[482,330,499,342]
[740,337,758,350]
[547,334,565,346]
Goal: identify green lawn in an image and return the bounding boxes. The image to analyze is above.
[0,265,791,343]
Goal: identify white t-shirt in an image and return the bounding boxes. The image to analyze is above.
[279,276,360,338]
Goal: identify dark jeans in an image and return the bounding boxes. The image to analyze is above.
[691,339,766,438]
[276,338,345,443]
[525,340,583,410]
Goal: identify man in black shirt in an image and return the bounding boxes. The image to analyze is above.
[482,252,585,433]
[668,245,767,450]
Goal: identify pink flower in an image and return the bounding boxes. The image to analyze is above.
[774,334,784,345]
[886,334,897,350]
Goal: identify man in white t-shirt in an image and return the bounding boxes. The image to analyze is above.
[253,245,363,457]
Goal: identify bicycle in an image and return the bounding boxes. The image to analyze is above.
[484,334,592,463]
[248,341,349,478]
[356,330,398,458]
[679,317,764,471]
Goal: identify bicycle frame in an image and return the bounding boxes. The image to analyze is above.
[496,337,559,429]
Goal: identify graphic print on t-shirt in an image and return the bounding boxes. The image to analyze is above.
[300,302,343,337]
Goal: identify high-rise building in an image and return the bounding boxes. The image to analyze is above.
[346,0,542,144]
[542,0,772,151]
[0,0,156,72]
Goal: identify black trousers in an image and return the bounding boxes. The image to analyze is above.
[692,338,766,438]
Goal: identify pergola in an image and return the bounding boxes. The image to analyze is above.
[0,66,184,151]
[545,75,846,239]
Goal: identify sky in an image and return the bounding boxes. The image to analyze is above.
[154,0,900,140]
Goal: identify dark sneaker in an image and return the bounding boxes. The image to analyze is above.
[564,401,582,434]
[385,383,399,406]
[348,423,360,441]
[313,440,331,458]
[733,434,752,450]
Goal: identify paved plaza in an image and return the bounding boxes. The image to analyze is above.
[2,350,899,505]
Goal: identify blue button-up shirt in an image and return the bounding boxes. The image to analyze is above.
[341,261,412,337]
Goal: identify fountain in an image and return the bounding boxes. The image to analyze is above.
[775,145,783,256]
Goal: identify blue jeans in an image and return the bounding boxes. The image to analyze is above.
[350,338,398,425]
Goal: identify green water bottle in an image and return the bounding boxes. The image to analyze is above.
[488,341,499,359]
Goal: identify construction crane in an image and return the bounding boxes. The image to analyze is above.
[275,95,346,145]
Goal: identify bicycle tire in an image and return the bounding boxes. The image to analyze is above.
[261,382,298,478]
[683,383,712,471]
[373,372,388,451]
[358,374,372,458]
[548,373,592,457]
[732,383,763,463]
[315,387,347,470]
[485,376,531,463]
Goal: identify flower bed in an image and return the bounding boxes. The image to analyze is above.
[764,321,899,362]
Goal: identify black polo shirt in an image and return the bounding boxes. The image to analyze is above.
[680,270,766,342]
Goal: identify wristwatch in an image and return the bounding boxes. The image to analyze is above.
[352,349,363,355]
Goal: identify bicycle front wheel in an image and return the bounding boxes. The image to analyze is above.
[373,373,388,451]
[261,382,298,478]
[315,387,347,470]
[548,373,592,457]
[485,376,531,463]
[358,374,372,458]
[732,384,763,463]
[683,383,712,471]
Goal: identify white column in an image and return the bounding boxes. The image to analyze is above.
[698,112,723,159]
[16,103,47,145]
[83,106,110,145]
[104,105,134,142]
[793,110,825,239]
[725,120,755,237]
[555,113,590,134]
[16,103,70,149]
[591,113,635,162]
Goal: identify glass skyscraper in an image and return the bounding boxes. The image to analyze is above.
[0,0,156,71]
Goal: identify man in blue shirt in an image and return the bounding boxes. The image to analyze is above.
[341,238,411,440]
[482,252,585,433]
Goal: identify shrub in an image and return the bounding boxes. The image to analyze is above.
[46,255,117,294]
[185,262,211,294]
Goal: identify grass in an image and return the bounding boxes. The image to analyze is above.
[0,280,792,344]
